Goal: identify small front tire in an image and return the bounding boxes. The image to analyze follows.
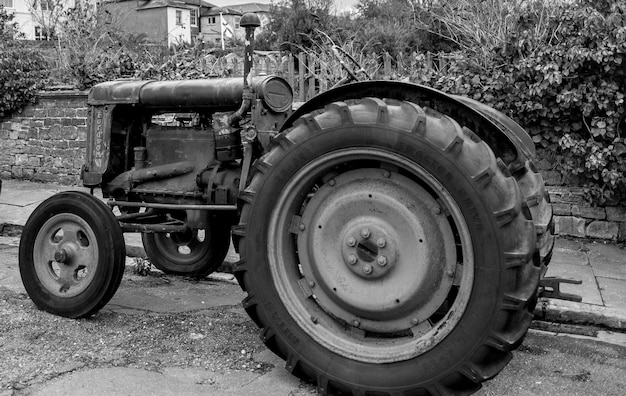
[19,191,126,318]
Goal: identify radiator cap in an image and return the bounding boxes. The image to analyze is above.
[240,13,261,28]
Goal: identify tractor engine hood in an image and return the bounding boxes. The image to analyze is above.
[87,76,292,113]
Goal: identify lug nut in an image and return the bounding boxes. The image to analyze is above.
[376,238,386,248]
[446,269,455,277]
[363,264,373,275]
[411,318,419,325]
[383,170,391,178]
[352,320,360,327]
[308,280,316,288]
[299,223,306,231]
[328,179,336,186]
[346,237,356,247]
[54,248,69,263]
[360,228,370,238]
[377,256,387,266]
[434,206,442,215]
[348,254,358,265]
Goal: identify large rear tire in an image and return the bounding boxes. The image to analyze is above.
[234,98,539,394]
[19,191,125,318]
[514,160,555,269]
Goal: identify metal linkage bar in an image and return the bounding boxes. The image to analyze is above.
[108,199,237,211]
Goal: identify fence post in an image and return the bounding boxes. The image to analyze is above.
[384,53,391,78]
[320,60,328,93]
[298,53,306,102]
[288,54,295,91]
[308,55,316,100]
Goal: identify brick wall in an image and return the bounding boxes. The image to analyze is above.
[0,91,88,185]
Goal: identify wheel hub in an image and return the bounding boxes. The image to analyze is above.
[33,214,98,298]
[342,223,397,280]
[297,168,457,333]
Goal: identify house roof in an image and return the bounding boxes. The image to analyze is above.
[104,0,215,10]
[201,6,242,17]
[227,3,271,13]
[135,0,192,10]
[180,0,216,7]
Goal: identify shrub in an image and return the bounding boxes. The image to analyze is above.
[415,0,626,205]
[0,7,48,118]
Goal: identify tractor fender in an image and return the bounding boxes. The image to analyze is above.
[282,80,535,168]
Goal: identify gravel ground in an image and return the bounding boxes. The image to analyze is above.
[0,267,316,395]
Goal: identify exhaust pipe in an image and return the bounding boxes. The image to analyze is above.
[228,13,261,127]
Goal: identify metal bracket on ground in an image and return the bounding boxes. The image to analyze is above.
[538,276,583,302]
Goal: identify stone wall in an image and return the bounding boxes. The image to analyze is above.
[548,186,626,241]
[0,91,88,185]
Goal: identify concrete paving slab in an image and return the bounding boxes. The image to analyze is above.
[31,366,310,396]
[597,277,626,309]
[105,277,246,315]
[545,262,603,305]
[0,205,37,227]
[591,260,626,281]
[550,238,589,266]
[586,242,626,266]
[554,237,586,251]
[0,188,55,206]
[0,244,25,294]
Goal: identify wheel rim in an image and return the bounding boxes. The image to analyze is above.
[268,148,474,363]
[153,229,209,264]
[33,214,99,298]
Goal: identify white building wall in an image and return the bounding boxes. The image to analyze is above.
[3,0,82,40]
[166,7,192,47]
[3,0,35,39]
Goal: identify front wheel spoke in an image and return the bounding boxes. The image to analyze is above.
[59,226,79,244]
[72,248,94,270]
[40,240,59,262]
[57,264,79,285]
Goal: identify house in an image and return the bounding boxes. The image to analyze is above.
[226,2,270,29]
[102,0,216,47]
[1,0,80,41]
[198,2,270,46]
[198,6,241,46]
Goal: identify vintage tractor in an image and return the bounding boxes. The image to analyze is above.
[19,13,562,395]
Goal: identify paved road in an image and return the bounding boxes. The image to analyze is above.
[2,237,626,395]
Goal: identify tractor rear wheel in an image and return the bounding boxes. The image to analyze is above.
[19,191,125,318]
[514,160,555,269]
[233,98,539,394]
[141,218,231,276]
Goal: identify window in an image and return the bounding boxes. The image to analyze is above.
[209,17,216,24]
[35,26,52,41]
[175,10,182,25]
[190,9,198,26]
[39,0,53,11]
[234,16,241,29]
[0,0,14,9]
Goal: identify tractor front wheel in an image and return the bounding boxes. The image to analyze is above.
[19,191,125,318]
